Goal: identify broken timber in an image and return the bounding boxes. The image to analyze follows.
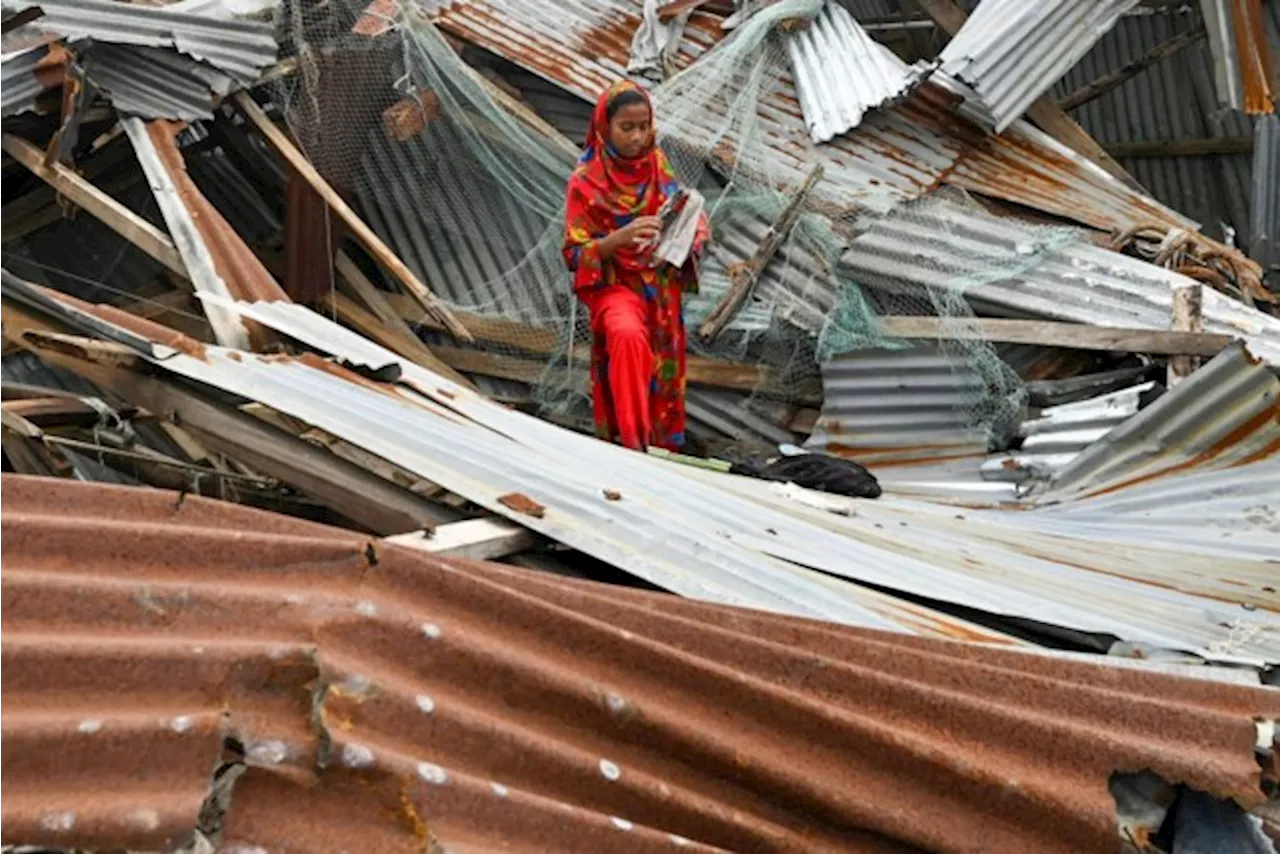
[9,328,455,535]
[878,316,1234,357]
[233,91,474,343]
[333,252,476,388]
[1058,27,1206,113]
[698,164,824,343]
[1,133,186,276]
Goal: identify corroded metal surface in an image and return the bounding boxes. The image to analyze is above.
[3,475,1278,853]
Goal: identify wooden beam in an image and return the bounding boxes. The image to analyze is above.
[699,164,823,343]
[1168,284,1203,386]
[233,92,474,343]
[1059,27,1205,112]
[1104,136,1254,158]
[373,292,819,400]
[878,315,1234,357]
[2,6,44,32]
[915,0,1144,191]
[384,517,538,561]
[10,330,456,534]
[2,133,186,275]
[332,254,475,387]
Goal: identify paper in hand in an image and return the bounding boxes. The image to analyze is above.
[653,188,704,268]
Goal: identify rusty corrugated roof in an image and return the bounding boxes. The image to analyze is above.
[425,0,1197,232]
[3,474,1278,853]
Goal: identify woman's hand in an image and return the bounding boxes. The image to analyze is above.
[598,215,663,260]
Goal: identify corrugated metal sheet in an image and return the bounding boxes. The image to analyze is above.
[6,475,1277,854]
[189,300,1280,663]
[83,41,231,120]
[786,0,927,142]
[936,0,1138,132]
[427,0,1198,232]
[1044,341,1280,499]
[1251,112,1279,268]
[122,118,287,349]
[1030,463,1280,558]
[1200,0,1276,114]
[0,41,63,116]
[981,381,1157,485]
[1048,10,1259,251]
[804,344,992,464]
[674,459,1280,664]
[837,194,1280,365]
[2,0,278,84]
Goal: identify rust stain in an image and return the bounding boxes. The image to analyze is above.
[498,492,546,518]
[35,285,210,361]
[602,489,622,501]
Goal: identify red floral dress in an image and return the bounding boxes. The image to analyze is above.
[562,80,709,451]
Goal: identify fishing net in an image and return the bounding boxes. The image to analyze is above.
[267,0,1032,448]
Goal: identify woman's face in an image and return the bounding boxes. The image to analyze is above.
[608,101,652,159]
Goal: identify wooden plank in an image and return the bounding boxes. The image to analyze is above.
[878,315,1234,357]
[384,517,538,561]
[916,0,1144,191]
[2,133,186,275]
[699,164,823,343]
[1058,27,1205,112]
[233,91,474,343]
[1168,284,1203,387]
[1104,137,1254,158]
[9,330,456,534]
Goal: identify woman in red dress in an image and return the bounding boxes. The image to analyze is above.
[562,80,709,452]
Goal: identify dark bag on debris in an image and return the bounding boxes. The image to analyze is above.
[732,454,882,500]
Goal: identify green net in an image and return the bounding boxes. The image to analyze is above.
[268,0,1035,449]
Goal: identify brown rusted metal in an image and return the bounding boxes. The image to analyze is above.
[1232,0,1276,115]
[144,121,290,311]
[3,475,1278,854]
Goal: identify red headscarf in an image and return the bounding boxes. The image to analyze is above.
[573,80,673,276]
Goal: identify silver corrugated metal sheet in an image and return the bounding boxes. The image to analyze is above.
[804,344,992,464]
[981,381,1157,485]
[214,300,1280,664]
[135,298,1027,644]
[3,0,277,83]
[85,42,232,120]
[1,42,57,116]
[671,459,1280,665]
[1044,342,1280,499]
[1251,113,1279,267]
[1030,463,1280,560]
[837,195,1280,365]
[937,0,1138,132]
[786,0,927,142]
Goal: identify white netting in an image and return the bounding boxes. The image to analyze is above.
[269,0,1032,448]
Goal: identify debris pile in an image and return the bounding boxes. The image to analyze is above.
[2,0,1278,851]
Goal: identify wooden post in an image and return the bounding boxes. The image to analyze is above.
[1168,284,1203,387]
[233,91,474,343]
[698,164,824,343]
